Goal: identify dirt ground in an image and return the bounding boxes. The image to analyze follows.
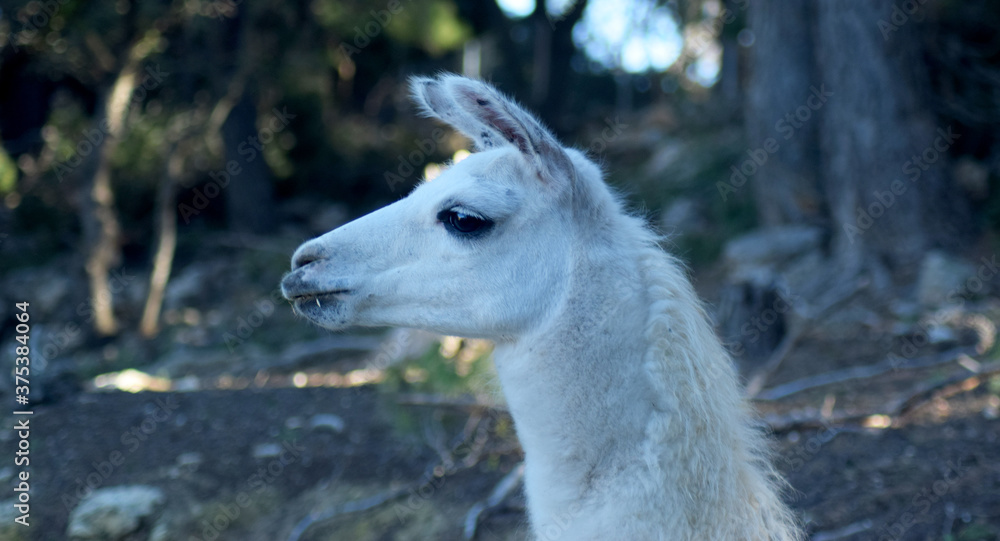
[6,345,1000,541]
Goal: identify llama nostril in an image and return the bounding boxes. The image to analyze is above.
[292,250,324,270]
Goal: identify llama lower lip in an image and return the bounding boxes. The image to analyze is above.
[292,291,351,309]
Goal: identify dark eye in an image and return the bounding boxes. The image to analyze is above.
[438,209,493,237]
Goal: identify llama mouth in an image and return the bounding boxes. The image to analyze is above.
[280,270,353,306]
[289,290,352,309]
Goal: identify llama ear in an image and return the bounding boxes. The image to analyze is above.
[409,74,575,188]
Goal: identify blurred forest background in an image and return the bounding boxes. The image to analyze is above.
[1,0,1000,540]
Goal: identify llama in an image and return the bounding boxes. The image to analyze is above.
[281,74,800,540]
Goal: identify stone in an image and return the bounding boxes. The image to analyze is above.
[723,225,824,271]
[308,413,346,433]
[916,251,976,307]
[67,485,165,540]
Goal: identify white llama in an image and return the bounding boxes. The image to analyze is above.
[281,74,800,540]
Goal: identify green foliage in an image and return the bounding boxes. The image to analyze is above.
[946,522,1000,541]
[0,143,16,194]
[384,338,495,397]
[385,0,471,55]
[988,374,1000,396]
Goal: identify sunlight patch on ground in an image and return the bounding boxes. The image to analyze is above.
[91,369,172,393]
[862,414,892,429]
[88,366,388,393]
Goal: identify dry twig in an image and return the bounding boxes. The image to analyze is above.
[762,356,1000,432]
[745,277,868,397]
[754,346,978,401]
[463,463,526,540]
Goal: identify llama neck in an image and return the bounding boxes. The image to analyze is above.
[493,252,655,506]
[493,239,796,540]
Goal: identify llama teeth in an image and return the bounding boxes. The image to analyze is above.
[316,298,322,308]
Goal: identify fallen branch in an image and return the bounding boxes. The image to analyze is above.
[285,412,497,541]
[894,358,1000,420]
[463,463,525,540]
[762,356,999,432]
[286,487,409,541]
[754,346,978,401]
[810,518,875,541]
[746,277,868,397]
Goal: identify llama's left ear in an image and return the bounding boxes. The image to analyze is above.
[410,74,575,188]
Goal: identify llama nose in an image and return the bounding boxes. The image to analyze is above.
[291,244,327,270]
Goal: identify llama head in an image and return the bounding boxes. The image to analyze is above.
[281,74,602,339]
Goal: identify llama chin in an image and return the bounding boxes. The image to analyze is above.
[282,73,801,541]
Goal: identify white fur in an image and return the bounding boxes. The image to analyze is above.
[281,74,800,540]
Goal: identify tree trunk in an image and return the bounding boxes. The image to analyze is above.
[815,1,972,276]
[76,30,161,336]
[139,146,180,337]
[744,0,823,227]
[744,2,975,283]
[222,89,275,234]
[714,0,744,118]
[219,5,275,235]
[79,63,142,335]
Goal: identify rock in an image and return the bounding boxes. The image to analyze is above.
[0,263,74,317]
[916,251,976,307]
[779,249,829,302]
[723,225,824,272]
[952,157,989,200]
[252,442,283,459]
[67,485,165,540]
[176,452,203,468]
[717,226,827,367]
[163,260,229,310]
[308,413,346,433]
